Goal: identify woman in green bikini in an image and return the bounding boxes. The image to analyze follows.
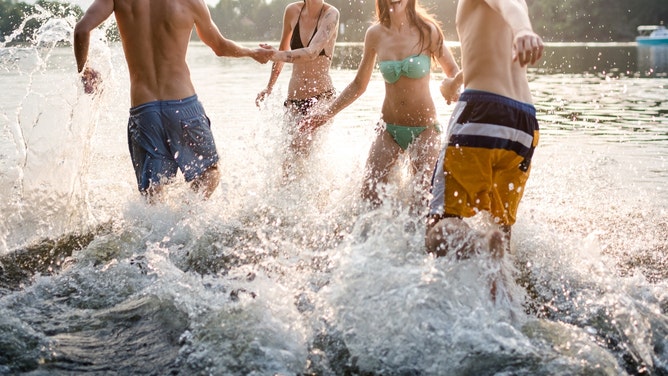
[301,0,461,207]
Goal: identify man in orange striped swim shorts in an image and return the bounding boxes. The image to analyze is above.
[426,0,543,258]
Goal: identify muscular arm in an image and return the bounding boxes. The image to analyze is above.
[483,0,543,65]
[73,0,114,72]
[193,0,271,62]
[484,0,533,34]
[272,7,339,63]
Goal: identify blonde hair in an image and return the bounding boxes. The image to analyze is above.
[375,0,445,58]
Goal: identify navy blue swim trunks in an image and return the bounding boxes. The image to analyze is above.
[127,95,219,193]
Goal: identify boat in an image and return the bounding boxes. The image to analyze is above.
[636,25,668,46]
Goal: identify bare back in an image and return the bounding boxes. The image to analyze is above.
[113,0,200,106]
[456,0,533,103]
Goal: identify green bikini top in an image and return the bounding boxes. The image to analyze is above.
[378,54,431,84]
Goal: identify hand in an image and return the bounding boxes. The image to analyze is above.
[298,113,330,133]
[259,43,276,51]
[513,30,544,67]
[252,46,274,64]
[256,87,271,107]
[81,67,100,94]
[440,73,462,105]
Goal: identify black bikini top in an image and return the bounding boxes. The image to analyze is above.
[290,4,328,57]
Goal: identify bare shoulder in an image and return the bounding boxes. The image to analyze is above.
[366,23,384,39]
[425,20,441,38]
[427,22,442,49]
[174,0,211,26]
[285,2,303,14]
[363,24,384,50]
[182,0,208,11]
[324,4,340,18]
[320,4,340,27]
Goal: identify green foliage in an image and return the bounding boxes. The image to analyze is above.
[0,0,83,45]
[0,0,666,43]
[207,0,665,43]
[0,1,25,39]
[527,0,668,42]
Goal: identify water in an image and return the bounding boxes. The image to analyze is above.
[1,16,667,376]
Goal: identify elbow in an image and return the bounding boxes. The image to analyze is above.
[444,62,460,78]
[295,47,321,62]
[352,80,368,98]
[212,42,229,57]
[305,49,320,61]
[212,38,241,58]
[73,24,88,44]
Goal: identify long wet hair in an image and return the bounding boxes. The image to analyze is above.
[375,0,445,58]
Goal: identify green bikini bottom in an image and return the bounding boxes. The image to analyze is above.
[385,123,441,150]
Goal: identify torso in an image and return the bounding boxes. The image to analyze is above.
[114,0,197,107]
[370,23,437,126]
[456,0,534,103]
[286,2,336,100]
[290,4,327,56]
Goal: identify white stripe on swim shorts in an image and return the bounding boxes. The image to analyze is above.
[450,122,534,149]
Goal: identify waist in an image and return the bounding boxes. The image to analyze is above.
[285,89,335,104]
[460,90,536,116]
[129,94,200,115]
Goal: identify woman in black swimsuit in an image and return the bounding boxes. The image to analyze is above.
[256,0,339,180]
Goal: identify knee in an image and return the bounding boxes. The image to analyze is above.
[192,164,220,199]
[425,218,447,257]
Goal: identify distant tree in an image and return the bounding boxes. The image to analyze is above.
[210,0,282,41]
[1,0,666,44]
[627,0,668,36]
[0,0,32,44]
[528,0,667,42]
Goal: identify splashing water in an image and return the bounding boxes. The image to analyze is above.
[0,7,667,375]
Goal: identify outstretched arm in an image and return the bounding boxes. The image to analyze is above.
[256,5,293,106]
[267,7,339,64]
[484,0,543,66]
[300,26,377,132]
[73,0,112,93]
[194,0,272,63]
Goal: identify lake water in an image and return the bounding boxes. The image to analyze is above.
[0,19,667,375]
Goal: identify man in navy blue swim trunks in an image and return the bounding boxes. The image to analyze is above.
[74,0,273,200]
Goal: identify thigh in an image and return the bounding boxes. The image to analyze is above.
[491,151,530,225]
[164,105,219,182]
[443,145,494,218]
[364,127,402,181]
[409,125,442,177]
[127,111,178,191]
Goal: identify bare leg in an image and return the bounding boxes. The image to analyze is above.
[426,215,506,301]
[144,184,164,204]
[500,224,512,254]
[144,173,174,204]
[282,128,313,183]
[361,130,401,207]
[408,126,441,208]
[190,164,220,199]
[425,215,505,259]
